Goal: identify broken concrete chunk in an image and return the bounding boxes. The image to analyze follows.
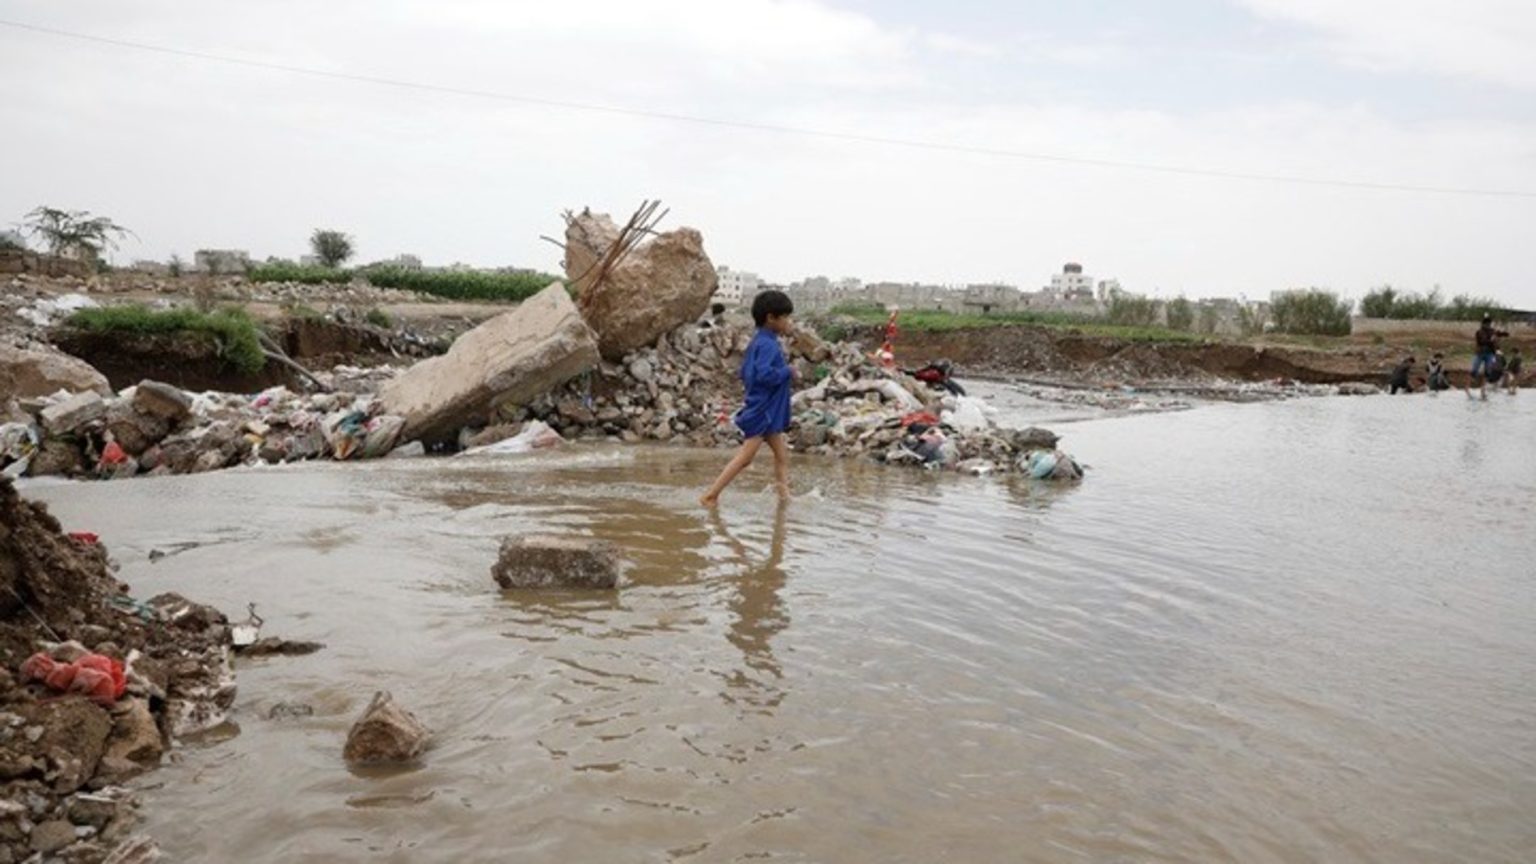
[343,691,430,764]
[130,381,192,425]
[40,391,106,435]
[235,637,324,658]
[379,283,599,444]
[30,818,76,854]
[565,211,718,361]
[0,341,111,400]
[104,699,164,767]
[492,535,621,590]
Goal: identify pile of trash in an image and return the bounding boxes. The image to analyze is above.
[1,373,409,480]
[0,477,238,862]
[500,317,1082,479]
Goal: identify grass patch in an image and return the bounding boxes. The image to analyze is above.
[824,306,1202,343]
[364,307,393,328]
[246,263,562,303]
[68,304,267,375]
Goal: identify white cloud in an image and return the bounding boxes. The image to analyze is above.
[1,0,1533,305]
[1237,0,1536,90]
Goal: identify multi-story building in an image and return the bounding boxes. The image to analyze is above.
[1049,263,1097,302]
[713,265,760,308]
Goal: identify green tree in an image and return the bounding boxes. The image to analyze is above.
[309,229,354,269]
[21,206,132,264]
[1165,296,1194,331]
[1358,286,1397,318]
[168,254,185,277]
[1107,294,1159,327]
[1270,288,1352,336]
[1197,303,1220,334]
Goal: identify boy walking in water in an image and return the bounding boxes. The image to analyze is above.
[701,290,797,507]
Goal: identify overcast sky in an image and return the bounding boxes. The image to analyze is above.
[2,0,1534,305]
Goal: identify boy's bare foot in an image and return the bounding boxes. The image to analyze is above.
[776,485,791,502]
[699,494,719,508]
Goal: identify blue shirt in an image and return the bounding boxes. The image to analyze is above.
[734,328,793,438]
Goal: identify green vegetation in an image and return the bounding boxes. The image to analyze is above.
[1197,304,1220,335]
[244,262,559,302]
[824,304,1201,343]
[1106,294,1161,327]
[21,206,132,264]
[1358,285,1510,321]
[364,307,393,328]
[67,305,266,375]
[309,229,354,269]
[1165,296,1194,332]
[1269,288,1353,336]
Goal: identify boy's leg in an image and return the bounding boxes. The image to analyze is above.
[766,433,791,499]
[700,437,764,506]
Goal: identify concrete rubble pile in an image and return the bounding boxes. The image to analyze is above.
[1,370,413,480]
[0,477,239,864]
[484,317,1080,479]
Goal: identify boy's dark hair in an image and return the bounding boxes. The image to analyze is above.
[751,290,794,327]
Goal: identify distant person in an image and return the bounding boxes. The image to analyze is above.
[701,290,798,507]
[1467,314,1510,400]
[1388,355,1415,395]
[1426,353,1450,392]
[1505,347,1523,394]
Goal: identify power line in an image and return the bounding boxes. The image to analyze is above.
[3,17,1534,200]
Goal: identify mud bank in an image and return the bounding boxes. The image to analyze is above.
[881,324,1531,390]
[0,478,236,862]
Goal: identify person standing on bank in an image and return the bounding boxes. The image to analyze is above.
[1467,314,1510,400]
[701,290,798,507]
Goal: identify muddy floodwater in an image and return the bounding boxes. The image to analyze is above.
[28,390,1536,863]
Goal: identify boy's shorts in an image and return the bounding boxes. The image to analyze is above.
[1470,351,1496,377]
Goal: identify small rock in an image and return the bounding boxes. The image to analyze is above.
[39,392,107,435]
[67,794,120,829]
[104,699,163,767]
[267,702,314,721]
[491,535,622,590]
[236,638,324,658]
[131,381,192,424]
[30,819,75,854]
[627,358,654,383]
[343,691,430,764]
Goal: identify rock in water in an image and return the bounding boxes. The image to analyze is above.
[564,211,718,361]
[491,535,622,589]
[0,341,111,399]
[379,283,599,444]
[344,691,430,764]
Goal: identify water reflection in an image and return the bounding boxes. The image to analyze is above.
[710,501,790,714]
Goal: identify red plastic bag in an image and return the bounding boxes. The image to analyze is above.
[67,531,99,545]
[900,411,940,428]
[19,652,126,705]
[100,441,128,466]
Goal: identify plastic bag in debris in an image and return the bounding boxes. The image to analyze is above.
[941,396,994,431]
[1024,449,1084,481]
[20,652,126,706]
[358,415,405,458]
[462,420,563,456]
[0,423,38,479]
[19,293,97,328]
[322,410,369,460]
[846,379,922,412]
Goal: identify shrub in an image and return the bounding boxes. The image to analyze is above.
[1359,286,1397,318]
[1197,304,1220,335]
[67,305,266,374]
[1107,294,1159,327]
[365,307,393,328]
[1269,289,1352,336]
[247,263,351,285]
[359,266,558,302]
[1165,296,1194,331]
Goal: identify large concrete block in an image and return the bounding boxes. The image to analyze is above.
[379,283,599,443]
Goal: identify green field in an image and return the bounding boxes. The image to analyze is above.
[823,304,1204,344]
[244,263,560,302]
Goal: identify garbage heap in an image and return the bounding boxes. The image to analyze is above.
[0,477,236,863]
[505,317,1081,478]
[1,370,410,480]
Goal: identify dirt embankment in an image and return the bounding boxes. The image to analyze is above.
[882,325,1535,389]
[0,478,235,862]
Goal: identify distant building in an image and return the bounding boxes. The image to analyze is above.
[1096,279,1122,303]
[961,283,1022,314]
[1048,262,1097,302]
[194,249,251,275]
[385,254,422,270]
[714,265,759,308]
[131,259,171,276]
